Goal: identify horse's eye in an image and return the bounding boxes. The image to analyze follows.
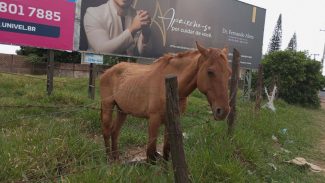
[207,69,215,76]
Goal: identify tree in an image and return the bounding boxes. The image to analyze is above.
[262,50,325,108]
[268,14,282,53]
[16,46,46,57]
[16,46,135,65]
[16,46,81,63]
[287,32,297,51]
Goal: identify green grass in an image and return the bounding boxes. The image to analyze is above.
[0,73,325,182]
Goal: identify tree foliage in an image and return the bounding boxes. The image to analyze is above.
[268,14,282,53]
[16,46,81,63]
[16,46,137,65]
[262,50,325,108]
[287,32,297,51]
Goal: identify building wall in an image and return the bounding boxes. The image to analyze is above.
[0,53,110,78]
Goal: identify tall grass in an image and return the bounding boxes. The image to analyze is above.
[0,73,324,182]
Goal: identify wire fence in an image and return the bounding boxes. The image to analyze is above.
[0,71,95,89]
[0,71,66,83]
[0,71,229,182]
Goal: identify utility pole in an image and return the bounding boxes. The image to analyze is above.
[310,53,319,60]
[321,43,325,66]
[320,29,325,74]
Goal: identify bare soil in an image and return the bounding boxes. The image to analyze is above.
[122,144,164,163]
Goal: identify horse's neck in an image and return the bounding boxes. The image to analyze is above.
[165,52,201,98]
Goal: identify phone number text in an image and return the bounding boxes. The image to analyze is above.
[0,2,61,22]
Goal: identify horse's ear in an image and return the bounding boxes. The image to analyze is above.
[222,46,229,55]
[196,41,208,56]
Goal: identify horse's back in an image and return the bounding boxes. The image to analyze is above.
[100,62,162,117]
[100,62,152,87]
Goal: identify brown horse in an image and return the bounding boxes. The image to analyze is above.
[100,42,231,162]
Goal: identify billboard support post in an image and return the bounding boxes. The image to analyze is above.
[10,55,14,72]
[47,50,54,96]
[88,63,96,100]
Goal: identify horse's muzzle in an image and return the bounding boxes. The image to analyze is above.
[213,106,230,120]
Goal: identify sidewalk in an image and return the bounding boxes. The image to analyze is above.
[320,91,325,109]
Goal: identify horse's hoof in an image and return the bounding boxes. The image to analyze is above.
[155,151,163,159]
[163,154,169,161]
[147,151,163,164]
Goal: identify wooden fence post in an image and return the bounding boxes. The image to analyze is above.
[88,63,96,100]
[254,64,263,113]
[227,49,240,135]
[10,55,14,72]
[47,50,54,96]
[165,75,190,183]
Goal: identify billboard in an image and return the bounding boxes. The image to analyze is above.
[77,0,265,68]
[0,0,75,50]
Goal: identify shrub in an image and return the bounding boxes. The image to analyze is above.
[26,54,45,63]
[262,50,325,108]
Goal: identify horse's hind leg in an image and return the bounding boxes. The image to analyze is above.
[111,110,127,160]
[101,99,115,161]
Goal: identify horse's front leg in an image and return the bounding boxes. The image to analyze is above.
[147,114,162,163]
[111,111,127,160]
[163,127,170,161]
[101,99,114,162]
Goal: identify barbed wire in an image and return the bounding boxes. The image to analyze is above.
[0,80,213,125]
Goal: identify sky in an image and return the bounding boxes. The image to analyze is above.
[240,0,325,74]
[0,0,325,73]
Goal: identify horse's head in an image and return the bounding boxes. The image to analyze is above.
[196,42,232,120]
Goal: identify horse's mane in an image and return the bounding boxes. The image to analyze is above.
[153,50,199,65]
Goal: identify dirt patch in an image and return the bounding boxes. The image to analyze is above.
[121,144,164,163]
